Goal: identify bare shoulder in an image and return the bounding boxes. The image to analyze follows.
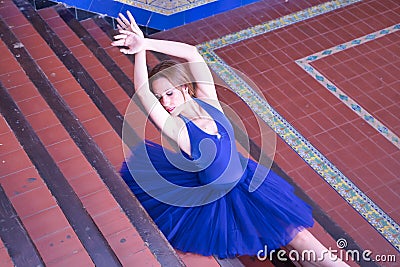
[195,95,224,113]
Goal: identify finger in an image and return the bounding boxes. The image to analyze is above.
[111,38,125,44]
[120,12,131,27]
[126,24,141,36]
[118,29,134,35]
[112,38,126,45]
[117,26,129,34]
[116,17,127,28]
[120,48,133,54]
[126,11,143,35]
[127,11,141,33]
[118,13,128,24]
[113,34,128,39]
[117,14,131,29]
[111,40,126,46]
[127,10,136,25]
[129,27,140,36]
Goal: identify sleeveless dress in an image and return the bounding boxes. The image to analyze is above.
[120,98,314,258]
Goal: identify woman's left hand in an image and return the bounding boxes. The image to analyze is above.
[116,11,144,38]
[111,11,146,54]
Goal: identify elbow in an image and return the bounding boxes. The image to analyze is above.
[188,45,203,61]
[191,45,199,54]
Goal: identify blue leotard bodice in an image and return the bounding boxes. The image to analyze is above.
[179,98,244,185]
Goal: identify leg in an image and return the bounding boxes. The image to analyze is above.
[288,229,350,267]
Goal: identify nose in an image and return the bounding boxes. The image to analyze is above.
[160,95,170,107]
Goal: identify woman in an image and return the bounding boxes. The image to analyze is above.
[112,12,349,266]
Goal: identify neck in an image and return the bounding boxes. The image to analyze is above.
[179,98,203,119]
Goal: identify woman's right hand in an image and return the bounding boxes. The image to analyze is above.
[112,29,146,54]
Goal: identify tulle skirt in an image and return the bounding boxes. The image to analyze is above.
[120,140,314,258]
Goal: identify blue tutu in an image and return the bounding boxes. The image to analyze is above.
[120,99,313,258]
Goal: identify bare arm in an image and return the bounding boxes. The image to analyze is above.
[143,38,218,100]
[135,51,189,151]
[112,26,190,153]
[115,11,218,101]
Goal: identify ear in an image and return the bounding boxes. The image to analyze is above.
[182,86,191,101]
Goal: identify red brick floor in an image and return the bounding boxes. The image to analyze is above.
[153,0,399,265]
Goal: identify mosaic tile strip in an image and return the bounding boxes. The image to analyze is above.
[296,24,400,149]
[197,0,362,51]
[196,0,400,251]
[115,0,217,15]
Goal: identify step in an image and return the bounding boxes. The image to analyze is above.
[0,33,122,267]
[0,108,93,266]
[1,0,180,266]
[37,4,160,146]
[26,6,177,263]
[81,16,161,68]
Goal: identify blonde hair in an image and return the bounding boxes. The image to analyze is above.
[149,60,196,97]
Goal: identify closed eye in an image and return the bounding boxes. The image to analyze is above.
[154,88,175,101]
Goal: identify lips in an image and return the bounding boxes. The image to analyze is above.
[165,107,175,113]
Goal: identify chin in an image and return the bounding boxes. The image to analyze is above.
[170,110,179,116]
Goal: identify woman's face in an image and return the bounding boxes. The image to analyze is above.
[152,77,186,114]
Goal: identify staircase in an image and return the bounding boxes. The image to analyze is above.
[0,0,244,265]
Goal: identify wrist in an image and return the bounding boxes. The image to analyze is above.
[134,36,147,53]
[143,38,154,51]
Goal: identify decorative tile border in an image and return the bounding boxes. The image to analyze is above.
[115,0,217,15]
[196,0,400,251]
[198,0,362,50]
[296,24,400,149]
